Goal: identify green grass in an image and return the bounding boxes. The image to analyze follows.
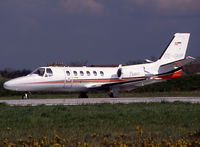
[0,102,200,144]
[120,91,200,97]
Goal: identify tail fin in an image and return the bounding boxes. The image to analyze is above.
[159,33,190,64]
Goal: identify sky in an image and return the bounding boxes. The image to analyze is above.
[0,0,200,70]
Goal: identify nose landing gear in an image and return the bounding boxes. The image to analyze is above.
[22,92,30,99]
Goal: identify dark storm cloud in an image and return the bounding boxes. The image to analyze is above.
[0,0,200,70]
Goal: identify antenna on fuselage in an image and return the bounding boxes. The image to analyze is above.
[47,62,64,67]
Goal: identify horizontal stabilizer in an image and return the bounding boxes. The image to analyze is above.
[159,56,195,73]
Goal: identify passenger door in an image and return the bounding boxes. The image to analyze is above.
[65,69,73,88]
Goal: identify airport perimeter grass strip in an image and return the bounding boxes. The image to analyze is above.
[0,102,200,145]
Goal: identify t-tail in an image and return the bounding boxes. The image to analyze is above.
[159,33,190,64]
[157,33,195,75]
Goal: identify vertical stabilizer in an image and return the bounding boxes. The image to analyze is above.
[159,33,190,64]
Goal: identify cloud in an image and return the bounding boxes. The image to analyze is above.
[155,0,200,10]
[128,0,200,14]
[23,16,39,26]
[60,0,104,15]
[4,0,43,9]
[1,0,104,16]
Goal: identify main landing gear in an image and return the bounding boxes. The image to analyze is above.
[78,92,88,98]
[22,92,30,99]
[108,87,119,98]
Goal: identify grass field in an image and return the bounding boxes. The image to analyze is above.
[1,102,200,146]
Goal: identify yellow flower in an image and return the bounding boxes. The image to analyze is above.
[91,132,97,137]
[138,128,143,135]
[135,125,143,136]
[147,143,154,147]
[53,143,62,147]
[83,142,88,147]
[135,125,140,131]
[103,137,108,143]
[3,138,8,145]
[120,133,125,138]
[33,141,39,147]
[8,143,15,147]
[43,136,47,140]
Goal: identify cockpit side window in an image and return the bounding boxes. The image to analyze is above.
[46,68,53,77]
[33,68,45,76]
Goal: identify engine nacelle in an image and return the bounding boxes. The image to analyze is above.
[118,67,146,78]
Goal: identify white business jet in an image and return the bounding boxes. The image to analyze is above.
[4,33,194,99]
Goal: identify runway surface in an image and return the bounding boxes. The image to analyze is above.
[1,97,200,106]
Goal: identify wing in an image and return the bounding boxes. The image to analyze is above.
[85,77,147,91]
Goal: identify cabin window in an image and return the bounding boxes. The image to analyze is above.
[32,68,45,77]
[46,68,53,77]
[73,71,78,76]
[80,71,84,76]
[86,71,90,76]
[100,71,104,76]
[93,71,97,76]
[66,71,70,76]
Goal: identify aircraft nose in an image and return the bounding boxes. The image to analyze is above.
[3,80,16,91]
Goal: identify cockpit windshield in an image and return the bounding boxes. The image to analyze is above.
[31,68,53,77]
[32,68,45,76]
[46,68,53,77]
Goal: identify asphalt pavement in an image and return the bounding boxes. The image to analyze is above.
[1,97,200,106]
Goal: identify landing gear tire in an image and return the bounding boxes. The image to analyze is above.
[78,92,88,98]
[108,87,119,98]
[108,92,114,98]
[22,92,30,99]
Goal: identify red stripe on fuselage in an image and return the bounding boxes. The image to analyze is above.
[29,78,144,84]
[155,69,182,79]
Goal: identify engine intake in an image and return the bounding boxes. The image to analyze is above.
[117,68,122,77]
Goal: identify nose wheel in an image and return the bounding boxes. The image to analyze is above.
[22,92,30,99]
